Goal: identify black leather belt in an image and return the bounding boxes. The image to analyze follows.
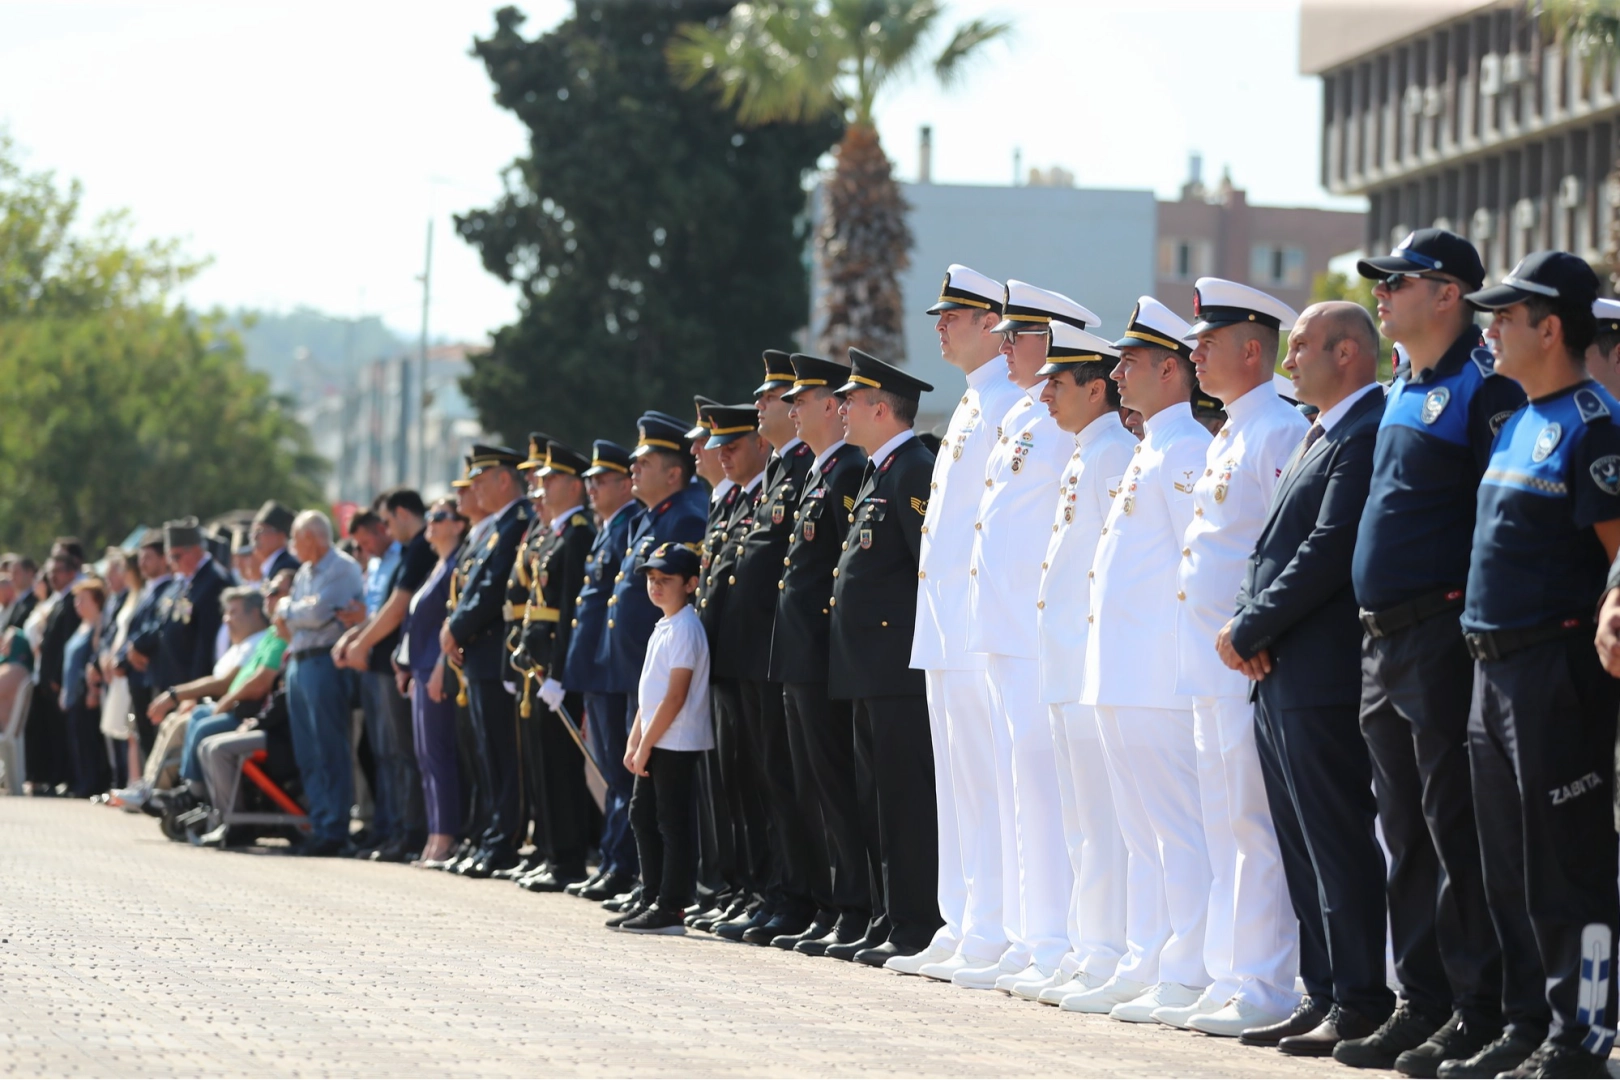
[1360,587,1466,639]
[1464,617,1592,662]
[288,647,332,663]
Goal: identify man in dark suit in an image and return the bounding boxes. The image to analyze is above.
[130,519,231,694]
[26,554,83,791]
[250,501,302,582]
[5,556,39,630]
[1211,301,1392,1056]
[828,348,939,968]
[442,445,535,877]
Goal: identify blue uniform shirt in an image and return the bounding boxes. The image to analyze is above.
[1463,380,1620,632]
[596,481,707,693]
[1352,328,1527,612]
[563,500,642,694]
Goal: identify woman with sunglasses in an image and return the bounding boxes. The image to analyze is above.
[395,497,469,867]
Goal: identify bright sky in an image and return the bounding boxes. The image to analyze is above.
[0,0,1358,344]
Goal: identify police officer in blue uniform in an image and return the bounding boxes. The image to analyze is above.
[1341,229,1527,1072]
[443,444,536,878]
[596,412,709,831]
[561,439,642,902]
[1460,252,1620,1080]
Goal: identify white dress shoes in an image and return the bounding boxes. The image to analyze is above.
[1109,982,1204,1024]
[1150,988,1224,1029]
[1186,998,1291,1038]
[1039,970,1105,1006]
[950,960,1011,990]
[885,944,956,975]
[916,953,975,982]
[993,963,1052,996]
[1059,976,1150,1014]
[1007,968,1062,1001]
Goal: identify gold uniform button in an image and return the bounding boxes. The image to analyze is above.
[727,575,736,585]
[920,526,928,534]
[1177,590,1186,601]
[570,618,578,628]
[1041,562,1049,570]
[1087,570,1094,579]
[607,597,617,606]
[829,597,837,607]
[917,571,926,580]
[1100,527,1108,535]
[881,620,888,627]
[974,522,982,530]
[1037,600,1045,610]
[848,513,855,523]
[1087,614,1094,623]
[1182,547,1191,557]
[1133,445,1142,454]
[1194,507,1203,516]
[1205,469,1213,476]
[832,568,840,578]
[607,619,615,628]
[700,599,708,608]
[841,542,848,551]
[970,567,978,576]
[821,608,829,614]
[985,479,993,488]
[794,511,801,520]
[930,481,938,490]
[783,557,791,566]
[777,581,785,591]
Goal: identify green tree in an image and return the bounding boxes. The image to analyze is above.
[1310,270,1395,380]
[1545,1,1620,284]
[454,3,840,452]
[668,0,1008,362]
[0,133,324,556]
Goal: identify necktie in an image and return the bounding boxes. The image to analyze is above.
[1288,422,1325,476]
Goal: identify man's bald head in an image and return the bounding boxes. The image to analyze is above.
[1285,301,1380,411]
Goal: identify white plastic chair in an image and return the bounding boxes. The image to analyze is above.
[0,677,32,795]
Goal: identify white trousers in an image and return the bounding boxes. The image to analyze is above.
[926,668,1007,962]
[1094,704,1211,988]
[1192,696,1300,1014]
[1048,701,1127,980]
[984,655,1072,972]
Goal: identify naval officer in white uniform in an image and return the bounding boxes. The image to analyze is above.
[1167,278,1307,1036]
[1025,320,1137,1006]
[895,265,1026,979]
[1064,297,1215,1022]
[952,282,1102,995]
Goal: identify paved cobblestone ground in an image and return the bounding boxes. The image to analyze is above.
[0,799,1388,1078]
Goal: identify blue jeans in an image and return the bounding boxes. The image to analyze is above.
[286,653,354,844]
[179,704,237,785]
[361,671,423,844]
[586,691,636,876]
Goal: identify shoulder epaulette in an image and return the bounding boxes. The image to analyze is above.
[1470,346,1497,378]
[1576,387,1612,425]
[570,513,589,528]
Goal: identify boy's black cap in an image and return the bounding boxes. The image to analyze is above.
[1357,227,1485,291]
[644,541,700,578]
[1465,250,1600,312]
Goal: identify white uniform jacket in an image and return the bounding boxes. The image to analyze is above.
[911,360,1027,671]
[965,383,1079,660]
[1035,413,1139,704]
[1080,401,1212,710]
[1175,384,1309,699]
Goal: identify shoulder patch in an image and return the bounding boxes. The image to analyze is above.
[843,495,855,511]
[1489,410,1514,437]
[1591,455,1620,496]
[1470,346,1497,377]
[1575,388,1611,425]
[570,513,589,528]
[909,497,928,516]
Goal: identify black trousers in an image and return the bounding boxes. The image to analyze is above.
[534,690,593,874]
[630,746,701,912]
[712,679,768,896]
[786,682,868,927]
[741,677,818,921]
[454,692,485,845]
[67,701,109,798]
[130,685,157,758]
[852,695,941,950]
[1255,687,1393,1018]
[1470,636,1619,1050]
[467,678,520,856]
[25,687,70,788]
[1360,614,1506,1022]
[517,703,547,853]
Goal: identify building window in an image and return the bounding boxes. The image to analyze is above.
[1158,238,1213,281]
[1250,244,1307,287]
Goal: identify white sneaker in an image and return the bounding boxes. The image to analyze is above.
[1109,982,1204,1024]
[950,960,1011,990]
[885,943,956,975]
[993,963,1050,995]
[1040,970,1105,1006]
[917,953,974,982]
[1059,976,1150,1014]
[1150,988,1223,1029]
[1008,968,1061,1001]
[1186,998,1289,1038]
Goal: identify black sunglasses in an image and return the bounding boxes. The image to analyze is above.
[426,510,457,523]
[1379,272,1458,292]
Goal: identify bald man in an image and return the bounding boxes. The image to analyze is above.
[1213,302,1394,1054]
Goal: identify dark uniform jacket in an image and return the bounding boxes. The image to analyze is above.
[449,498,535,681]
[722,441,816,682]
[702,479,759,678]
[770,442,867,685]
[563,501,640,693]
[522,507,595,680]
[597,482,708,694]
[829,435,935,700]
[5,591,37,631]
[117,577,176,690]
[504,509,550,673]
[36,593,81,698]
[265,548,301,580]
[133,557,231,689]
[1231,388,1384,708]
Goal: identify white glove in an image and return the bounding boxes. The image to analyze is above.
[538,678,566,713]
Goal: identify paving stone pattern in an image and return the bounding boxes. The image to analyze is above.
[0,799,1385,1078]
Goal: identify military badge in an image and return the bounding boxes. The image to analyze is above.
[1122,481,1138,515]
[1213,483,1228,504]
[1420,387,1450,425]
[803,521,815,542]
[859,526,873,550]
[176,597,194,624]
[771,502,785,525]
[1533,422,1563,463]
[1489,410,1512,436]
[1591,455,1620,496]
[909,497,928,516]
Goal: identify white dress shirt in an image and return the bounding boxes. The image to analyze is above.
[911,359,1027,671]
[1081,401,1212,709]
[1175,384,1310,697]
[710,477,735,507]
[966,381,1077,659]
[1035,412,1139,704]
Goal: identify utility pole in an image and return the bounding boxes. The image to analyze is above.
[417,219,433,489]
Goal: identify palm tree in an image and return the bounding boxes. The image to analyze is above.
[668,0,1008,362]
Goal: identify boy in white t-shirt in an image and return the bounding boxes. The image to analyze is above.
[609,543,713,935]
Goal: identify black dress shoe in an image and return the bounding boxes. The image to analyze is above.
[1496,1039,1610,1079]
[1333,1001,1446,1068]
[715,905,772,942]
[773,919,833,951]
[794,922,861,957]
[448,851,484,876]
[372,839,414,864]
[853,940,918,967]
[1239,996,1328,1046]
[1436,1028,1544,1078]
[824,935,882,963]
[463,851,518,879]
[565,869,603,896]
[1279,1004,1383,1057]
[1395,1011,1501,1078]
[580,872,635,902]
[294,837,346,858]
[605,901,652,929]
[602,884,643,913]
[744,913,811,947]
[494,855,543,881]
[521,865,588,893]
